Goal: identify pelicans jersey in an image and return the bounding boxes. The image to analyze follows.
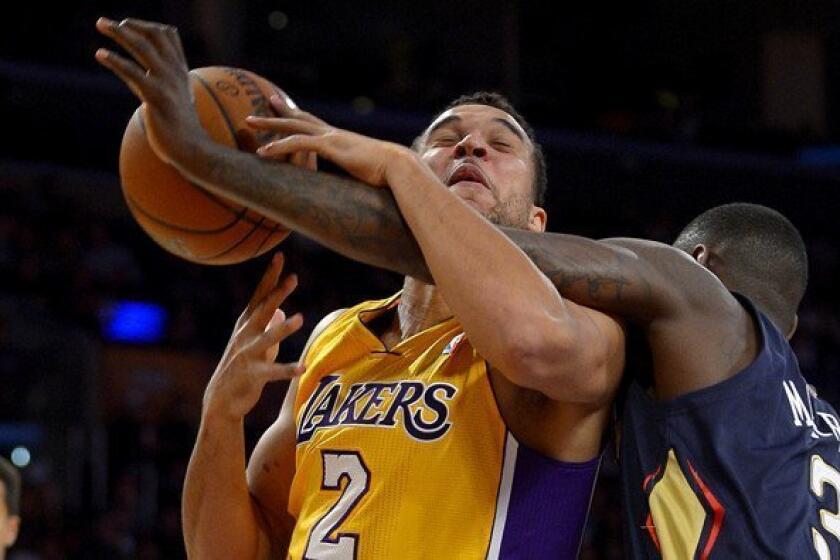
[621,295,840,558]
[286,295,599,559]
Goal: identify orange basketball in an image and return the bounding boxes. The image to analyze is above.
[119,66,291,265]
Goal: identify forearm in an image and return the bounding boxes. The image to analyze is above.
[182,415,269,559]
[172,138,657,321]
[504,230,663,321]
[387,152,569,373]
[174,138,431,281]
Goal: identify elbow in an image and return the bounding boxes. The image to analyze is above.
[500,328,613,405]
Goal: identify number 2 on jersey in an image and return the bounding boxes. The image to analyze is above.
[304,451,370,560]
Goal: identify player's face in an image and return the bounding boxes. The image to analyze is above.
[419,105,545,230]
[0,483,19,553]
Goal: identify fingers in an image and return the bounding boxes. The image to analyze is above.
[257,135,328,160]
[96,18,164,72]
[244,274,299,335]
[267,94,328,126]
[270,91,299,113]
[96,17,187,74]
[260,361,307,382]
[246,116,324,135]
[247,114,324,169]
[248,311,305,356]
[244,252,285,316]
[169,26,189,72]
[94,48,148,99]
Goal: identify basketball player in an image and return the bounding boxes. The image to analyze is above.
[95,17,626,559]
[0,457,21,559]
[95,17,834,557]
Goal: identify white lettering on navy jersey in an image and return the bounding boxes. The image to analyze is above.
[784,380,840,450]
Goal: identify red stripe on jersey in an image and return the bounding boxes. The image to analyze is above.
[687,459,726,560]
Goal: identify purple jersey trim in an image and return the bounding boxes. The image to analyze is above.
[494,433,600,559]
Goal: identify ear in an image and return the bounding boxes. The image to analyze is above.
[785,314,799,340]
[528,206,547,232]
[692,243,710,266]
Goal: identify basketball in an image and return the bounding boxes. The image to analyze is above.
[119,66,291,265]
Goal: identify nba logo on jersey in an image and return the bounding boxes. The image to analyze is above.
[442,333,466,356]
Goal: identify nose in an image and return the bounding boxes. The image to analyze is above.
[453,135,487,159]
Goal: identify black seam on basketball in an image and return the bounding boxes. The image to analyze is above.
[193,73,242,150]
[252,222,282,257]
[202,216,266,261]
[125,191,245,234]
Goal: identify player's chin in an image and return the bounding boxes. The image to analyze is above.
[450,186,495,215]
[461,198,496,219]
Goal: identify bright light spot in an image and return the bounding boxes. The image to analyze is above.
[269,11,289,30]
[11,447,30,468]
[352,96,375,115]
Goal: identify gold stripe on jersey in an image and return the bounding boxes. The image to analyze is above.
[287,294,507,559]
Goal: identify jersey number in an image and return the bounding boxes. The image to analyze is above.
[304,451,370,560]
[811,454,840,559]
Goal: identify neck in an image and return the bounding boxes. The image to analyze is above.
[396,277,453,340]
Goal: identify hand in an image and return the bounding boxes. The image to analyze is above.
[202,253,305,423]
[249,95,321,172]
[247,114,410,189]
[94,17,205,165]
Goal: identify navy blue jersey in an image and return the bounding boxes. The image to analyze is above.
[621,297,840,559]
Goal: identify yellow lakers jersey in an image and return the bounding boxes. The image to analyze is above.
[287,295,600,560]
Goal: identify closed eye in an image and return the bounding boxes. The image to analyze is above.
[431,135,459,146]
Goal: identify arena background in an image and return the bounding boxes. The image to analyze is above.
[1,1,839,558]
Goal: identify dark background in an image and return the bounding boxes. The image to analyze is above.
[1,1,839,558]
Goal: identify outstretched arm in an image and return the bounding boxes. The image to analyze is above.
[92,16,667,314]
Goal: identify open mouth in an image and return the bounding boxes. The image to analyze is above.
[446,163,490,190]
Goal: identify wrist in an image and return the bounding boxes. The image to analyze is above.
[199,409,244,435]
[200,394,246,430]
[384,146,425,191]
[167,131,218,182]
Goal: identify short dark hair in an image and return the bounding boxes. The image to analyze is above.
[0,456,20,516]
[673,203,808,332]
[416,92,548,206]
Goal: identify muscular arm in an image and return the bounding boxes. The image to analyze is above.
[192,145,753,398]
[175,131,751,400]
[174,142,432,281]
[175,139,677,322]
[511,234,757,398]
[381,151,623,403]
[178,137,752,402]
